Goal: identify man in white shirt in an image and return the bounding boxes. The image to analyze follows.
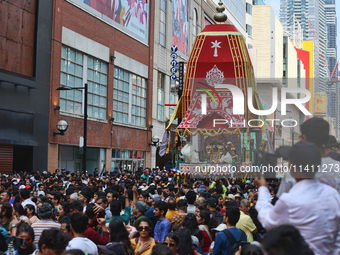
[255,141,340,255]
[67,212,98,255]
[21,188,37,213]
[277,118,340,196]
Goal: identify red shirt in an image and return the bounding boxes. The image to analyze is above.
[84,227,109,245]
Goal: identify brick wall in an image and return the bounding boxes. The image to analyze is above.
[47,143,58,173]
[49,0,155,152]
[0,0,36,76]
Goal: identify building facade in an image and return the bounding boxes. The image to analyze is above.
[48,0,155,173]
[324,0,339,135]
[0,0,53,173]
[280,0,327,93]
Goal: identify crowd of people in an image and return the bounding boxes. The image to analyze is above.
[0,117,339,255]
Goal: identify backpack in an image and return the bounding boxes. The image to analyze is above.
[222,229,249,255]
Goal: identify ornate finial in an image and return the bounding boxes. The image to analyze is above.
[214,0,227,23]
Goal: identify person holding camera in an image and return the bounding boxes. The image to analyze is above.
[6,222,35,255]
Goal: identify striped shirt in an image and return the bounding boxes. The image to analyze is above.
[32,219,61,246]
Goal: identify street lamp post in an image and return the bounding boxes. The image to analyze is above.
[57,83,88,175]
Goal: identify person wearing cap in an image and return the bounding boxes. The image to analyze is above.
[325,135,340,161]
[153,201,171,243]
[141,169,150,185]
[277,118,340,196]
[132,201,148,228]
[235,199,257,242]
[32,203,61,246]
[206,197,224,224]
[78,187,92,213]
[255,141,340,255]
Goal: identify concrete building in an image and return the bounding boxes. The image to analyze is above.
[48,0,155,173]
[280,0,327,93]
[0,0,53,173]
[253,5,306,147]
[324,0,339,135]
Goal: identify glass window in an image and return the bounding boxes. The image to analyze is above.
[60,46,84,114]
[159,0,166,46]
[59,46,108,119]
[113,67,147,127]
[157,73,165,121]
[193,8,198,43]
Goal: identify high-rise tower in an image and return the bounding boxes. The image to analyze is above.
[280,0,327,92]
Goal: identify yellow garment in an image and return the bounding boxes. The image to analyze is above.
[236,211,256,242]
[166,209,178,220]
[176,197,180,203]
[131,237,157,255]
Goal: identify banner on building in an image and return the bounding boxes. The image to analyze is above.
[77,0,149,40]
[314,92,327,115]
[171,0,189,56]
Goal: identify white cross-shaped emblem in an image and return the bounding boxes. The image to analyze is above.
[211,40,222,57]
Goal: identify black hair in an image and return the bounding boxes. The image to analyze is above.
[154,201,168,216]
[177,199,188,210]
[225,206,240,226]
[177,228,194,255]
[15,222,35,253]
[20,189,30,200]
[185,191,196,204]
[167,197,177,210]
[164,232,180,246]
[262,225,314,255]
[98,250,116,255]
[59,201,70,214]
[300,117,329,147]
[52,193,61,203]
[0,202,13,218]
[80,188,92,203]
[58,216,71,231]
[25,204,37,216]
[62,249,85,255]
[135,218,152,238]
[109,219,134,255]
[70,200,83,212]
[13,203,26,216]
[182,213,198,235]
[0,191,10,199]
[38,203,53,219]
[199,210,210,225]
[151,244,172,255]
[38,228,68,251]
[85,203,96,219]
[240,244,264,255]
[70,213,88,234]
[110,200,122,216]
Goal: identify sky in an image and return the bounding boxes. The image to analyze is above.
[264,0,340,63]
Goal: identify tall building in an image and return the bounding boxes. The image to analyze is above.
[325,0,339,134]
[0,0,53,173]
[280,0,327,93]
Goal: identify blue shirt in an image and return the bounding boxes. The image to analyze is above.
[212,228,246,255]
[154,217,172,243]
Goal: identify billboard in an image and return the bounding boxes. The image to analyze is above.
[171,0,189,56]
[78,0,149,40]
[314,93,327,115]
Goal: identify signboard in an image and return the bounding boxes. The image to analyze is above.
[171,0,189,56]
[314,92,327,115]
[77,0,149,40]
[178,62,184,98]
